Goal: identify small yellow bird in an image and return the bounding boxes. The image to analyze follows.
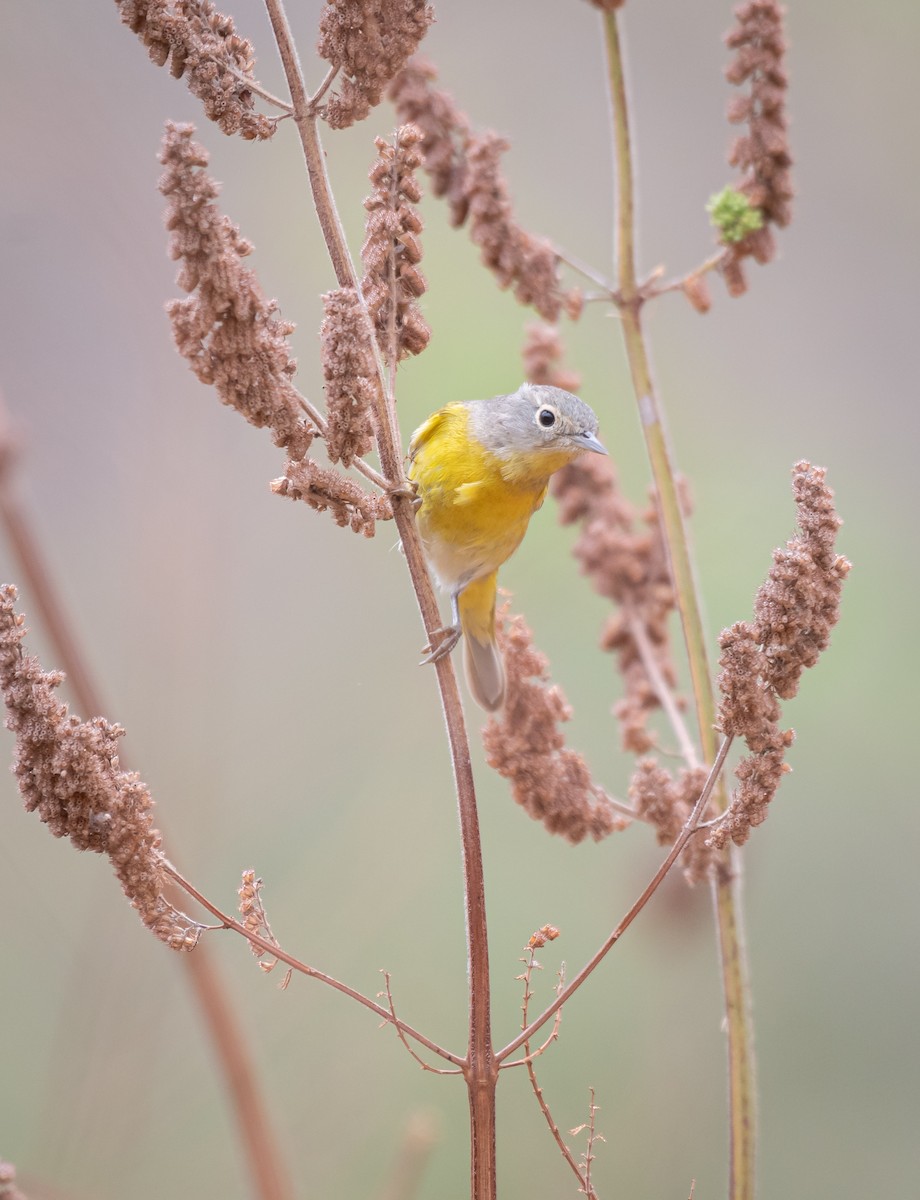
[407,382,606,711]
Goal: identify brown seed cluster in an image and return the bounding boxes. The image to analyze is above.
[721,0,793,295]
[238,869,290,983]
[320,288,378,467]
[528,924,561,950]
[160,122,314,462]
[271,459,392,536]
[710,462,849,848]
[522,323,582,395]
[389,59,582,322]
[482,611,629,845]
[629,759,716,884]
[317,0,434,130]
[0,586,201,951]
[553,455,682,754]
[116,0,276,140]
[361,125,431,362]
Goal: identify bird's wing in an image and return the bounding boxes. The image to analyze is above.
[407,407,452,462]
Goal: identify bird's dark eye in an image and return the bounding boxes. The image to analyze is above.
[537,407,556,428]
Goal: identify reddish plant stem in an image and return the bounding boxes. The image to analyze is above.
[162,862,463,1065]
[0,417,295,1200]
[497,736,732,1061]
[261,6,496,1195]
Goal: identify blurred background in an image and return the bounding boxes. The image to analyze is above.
[1,2,916,1197]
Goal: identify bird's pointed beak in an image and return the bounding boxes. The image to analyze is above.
[579,431,608,456]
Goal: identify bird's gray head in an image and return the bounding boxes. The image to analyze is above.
[468,383,606,459]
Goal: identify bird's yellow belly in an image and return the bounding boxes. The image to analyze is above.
[415,476,538,590]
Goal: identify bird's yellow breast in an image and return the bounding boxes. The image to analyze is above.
[407,403,575,591]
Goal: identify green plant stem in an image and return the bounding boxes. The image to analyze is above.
[603,12,756,1200]
[262,6,496,1196]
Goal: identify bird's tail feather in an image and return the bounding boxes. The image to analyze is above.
[458,573,504,712]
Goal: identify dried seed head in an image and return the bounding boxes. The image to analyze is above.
[482,609,628,844]
[553,457,681,753]
[318,0,434,130]
[271,459,392,536]
[718,0,793,294]
[117,0,276,139]
[160,122,315,461]
[522,323,582,393]
[390,59,581,320]
[361,125,431,363]
[388,57,471,225]
[0,586,201,950]
[528,925,561,949]
[320,288,378,467]
[710,461,848,848]
[629,759,717,884]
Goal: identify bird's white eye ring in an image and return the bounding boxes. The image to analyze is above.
[537,407,557,428]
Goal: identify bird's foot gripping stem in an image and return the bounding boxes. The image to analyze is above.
[420,624,461,665]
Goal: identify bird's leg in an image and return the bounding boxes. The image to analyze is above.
[420,591,462,664]
[388,479,422,511]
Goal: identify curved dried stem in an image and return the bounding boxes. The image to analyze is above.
[497,735,733,1063]
[625,609,700,769]
[162,860,464,1067]
[518,952,597,1198]
[380,971,463,1076]
[287,383,389,491]
[643,249,728,300]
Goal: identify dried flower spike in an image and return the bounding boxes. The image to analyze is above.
[0,585,201,950]
[629,758,717,883]
[529,925,561,949]
[710,461,849,849]
[390,59,581,321]
[388,57,471,225]
[239,869,291,985]
[320,288,378,467]
[271,459,392,536]
[117,0,277,139]
[317,0,434,130]
[361,125,431,363]
[552,456,681,753]
[482,609,628,844]
[718,0,793,293]
[159,122,315,462]
[522,323,582,394]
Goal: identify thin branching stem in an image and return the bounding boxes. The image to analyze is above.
[162,861,465,1067]
[602,12,755,1199]
[308,64,340,110]
[626,609,700,769]
[261,7,497,1195]
[644,249,728,300]
[381,972,464,1076]
[287,383,390,491]
[224,62,293,113]
[519,953,594,1197]
[497,736,733,1062]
